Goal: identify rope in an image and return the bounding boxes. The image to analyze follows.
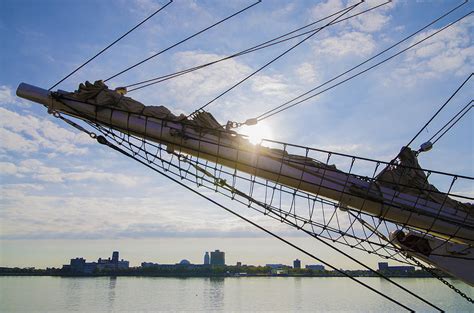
[255,10,472,123]
[89,133,415,312]
[188,1,363,117]
[104,1,261,83]
[180,153,443,312]
[406,254,474,304]
[405,73,472,149]
[48,0,173,90]
[125,1,391,91]
[431,102,473,146]
[48,103,471,307]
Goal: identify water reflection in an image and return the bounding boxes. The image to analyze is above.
[107,276,117,310]
[62,277,85,310]
[206,277,224,310]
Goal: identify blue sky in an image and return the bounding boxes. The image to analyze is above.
[0,0,473,268]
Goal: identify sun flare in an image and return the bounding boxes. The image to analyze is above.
[239,123,273,145]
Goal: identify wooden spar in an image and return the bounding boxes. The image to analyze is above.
[17,83,474,245]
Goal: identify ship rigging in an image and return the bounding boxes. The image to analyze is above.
[15,0,473,311]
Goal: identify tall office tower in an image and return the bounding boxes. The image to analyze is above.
[293,259,301,269]
[204,252,210,265]
[210,250,225,266]
[112,251,119,263]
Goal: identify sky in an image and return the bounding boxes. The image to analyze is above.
[0,0,473,269]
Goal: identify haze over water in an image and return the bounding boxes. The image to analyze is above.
[1,276,472,312]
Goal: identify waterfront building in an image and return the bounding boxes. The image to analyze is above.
[97,251,129,270]
[204,252,210,265]
[378,262,415,272]
[305,264,325,271]
[179,259,191,265]
[266,264,288,269]
[293,259,301,269]
[64,257,97,274]
[271,268,289,275]
[62,251,129,274]
[210,250,225,266]
[141,262,159,268]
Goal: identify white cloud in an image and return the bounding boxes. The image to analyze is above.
[0,128,38,153]
[0,161,18,175]
[167,51,253,107]
[315,31,376,57]
[309,0,393,33]
[0,85,30,108]
[251,74,289,97]
[0,185,268,240]
[157,50,294,123]
[0,158,140,187]
[310,0,344,22]
[348,8,391,33]
[295,62,319,84]
[0,107,91,155]
[388,17,473,86]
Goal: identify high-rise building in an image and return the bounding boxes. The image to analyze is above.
[112,251,119,263]
[210,250,225,266]
[293,259,301,269]
[204,252,210,265]
[378,262,389,271]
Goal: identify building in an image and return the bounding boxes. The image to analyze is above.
[62,251,129,274]
[179,259,191,265]
[97,251,129,270]
[141,262,159,268]
[305,264,325,271]
[64,257,97,274]
[293,259,301,269]
[210,250,225,266]
[266,264,288,269]
[236,262,242,267]
[204,252,210,265]
[378,262,415,273]
[271,268,289,275]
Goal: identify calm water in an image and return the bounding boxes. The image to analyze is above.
[0,276,473,312]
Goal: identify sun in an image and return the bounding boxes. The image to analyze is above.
[238,122,274,145]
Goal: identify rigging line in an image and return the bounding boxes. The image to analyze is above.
[89,135,414,312]
[431,102,473,146]
[125,1,391,91]
[348,212,474,305]
[405,73,473,149]
[182,157,442,311]
[289,220,443,311]
[188,1,363,117]
[90,124,411,261]
[427,100,473,144]
[407,254,474,304]
[254,1,469,122]
[48,0,173,91]
[257,11,473,122]
[98,121,472,262]
[103,1,262,83]
[85,117,471,262]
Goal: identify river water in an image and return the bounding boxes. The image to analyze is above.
[0,276,472,312]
